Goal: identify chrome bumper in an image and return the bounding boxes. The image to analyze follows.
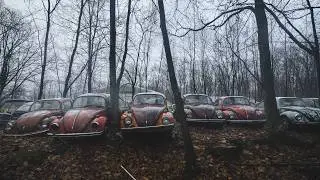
[293,122,320,125]
[47,131,104,137]
[3,129,49,137]
[121,124,174,133]
[186,118,225,123]
[226,119,266,123]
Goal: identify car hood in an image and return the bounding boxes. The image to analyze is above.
[61,108,104,132]
[185,104,216,118]
[16,110,61,127]
[281,106,320,121]
[11,111,28,120]
[0,113,11,122]
[224,105,258,119]
[132,106,164,126]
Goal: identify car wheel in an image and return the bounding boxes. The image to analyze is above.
[279,117,290,131]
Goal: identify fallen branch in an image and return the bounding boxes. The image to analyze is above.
[120,165,136,180]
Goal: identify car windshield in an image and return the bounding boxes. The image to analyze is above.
[184,95,212,105]
[133,94,165,106]
[15,102,33,112]
[0,101,27,113]
[223,97,250,106]
[278,98,306,107]
[303,99,319,108]
[73,96,106,108]
[30,100,61,111]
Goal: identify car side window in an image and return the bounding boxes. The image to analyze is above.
[213,99,219,106]
[63,101,72,110]
[257,102,264,108]
[223,98,231,105]
[30,102,41,111]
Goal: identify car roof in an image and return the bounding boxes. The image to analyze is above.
[183,94,210,98]
[23,102,34,105]
[2,99,32,103]
[77,93,110,99]
[276,97,301,100]
[133,92,166,98]
[302,97,318,100]
[218,96,246,99]
[36,98,71,102]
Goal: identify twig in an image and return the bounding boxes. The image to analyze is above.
[120,165,136,180]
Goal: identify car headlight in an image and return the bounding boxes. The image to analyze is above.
[125,117,132,125]
[7,120,15,127]
[295,114,305,122]
[41,117,51,128]
[185,109,192,118]
[92,121,99,129]
[215,110,223,119]
[162,117,170,125]
[50,122,59,131]
[256,110,263,115]
[229,111,236,119]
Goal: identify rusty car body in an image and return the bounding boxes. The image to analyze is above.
[215,96,265,123]
[47,93,111,137]
[120,92,175,133]
[0,99,32,129]
[257,97,320,129]
[183,94,225,123]
[11,102,34,120]
[4,98,72,136]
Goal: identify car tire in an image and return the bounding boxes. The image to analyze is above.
[279,116,291,131]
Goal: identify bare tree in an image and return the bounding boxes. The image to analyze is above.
[62,0,87,97]
[264,0,320,101]
[158,0,198,178]
[0,7,38,100]
[254,0,280,132]
[108,0,118,131]
[38,0,61,99]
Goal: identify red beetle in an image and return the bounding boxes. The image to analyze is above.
[48,93,111,137]
[182,94,225,124]
[214,96,265,123]
[4,98,72,136]
[120,92,175,133]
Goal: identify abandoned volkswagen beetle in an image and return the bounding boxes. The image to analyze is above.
[183,94,225,123]
[0,99,32,129]
[4,98,72,136]
[48,93,111,137]
[215,96,265,123]
[276,97,320,128]
[120,92,175,133]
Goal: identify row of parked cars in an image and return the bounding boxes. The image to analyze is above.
[0,93,319,138]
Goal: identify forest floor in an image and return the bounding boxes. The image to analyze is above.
[1,124,320,180]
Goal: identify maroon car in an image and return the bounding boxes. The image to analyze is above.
[183,94,225,123]
[214,96,265,123]
[120,92,175,133]
[48,93,111,137]
[4,98,72,136]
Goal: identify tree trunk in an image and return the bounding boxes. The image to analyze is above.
[306,0,320,103]
[62,0,85,97]
[0,52,11,97]
[254,0,280,133]
[109,0,119,130]
[158,0,198,179]
[116,0,132,90]
[38,5,51,100]
[87,1,93,93]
